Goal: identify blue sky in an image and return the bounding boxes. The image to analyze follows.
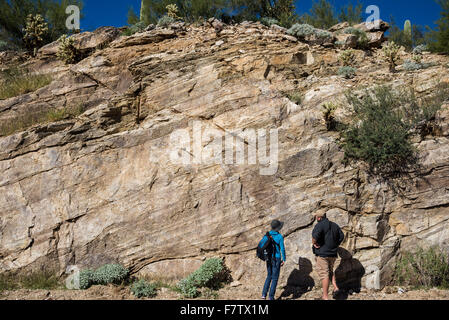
[80,0,441,31]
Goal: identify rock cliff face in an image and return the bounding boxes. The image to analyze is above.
[1,21,449,290]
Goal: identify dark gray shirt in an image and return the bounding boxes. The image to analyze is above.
[312,218,345,258]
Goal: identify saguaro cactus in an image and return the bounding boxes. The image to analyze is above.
[404,19,412,47]
[140,0,149,24]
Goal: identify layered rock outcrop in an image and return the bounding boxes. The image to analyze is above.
[1,21,448,291]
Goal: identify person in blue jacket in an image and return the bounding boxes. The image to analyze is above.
[261,219,286,300]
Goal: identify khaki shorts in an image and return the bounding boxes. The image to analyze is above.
[315,256,337,281]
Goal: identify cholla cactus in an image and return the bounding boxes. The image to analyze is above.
[412,53,422,64]
[166,4,181,19]
[322,102,339,130]
[382,41,401,73]
[339,49,356,66]
[56,35,79,64]
[23,14,48,56]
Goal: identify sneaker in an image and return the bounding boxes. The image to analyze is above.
[261,296,266,300]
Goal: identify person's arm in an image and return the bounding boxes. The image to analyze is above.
[338,227,345,246]
[312,225,322,248]
[280,236,286,263]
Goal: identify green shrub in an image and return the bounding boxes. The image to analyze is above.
[77,264,129,290]
[131,279,158,298]
[394,246,449,289]
[79,269,95,290]
[287,91,303,104]
[56,35,80,65]
[342,83,449,174]
[178,278,199,298]
[413,44,428,55]
[0,67,52,100]
[122,21,147,36]
[338,66,357,79]
[344,27,369,49]
[0,40,13,52]
[287,23,332,40]
[91,264,129,286]
[260,17,279,27]
[157,15,176,28]
[342,86,418,175]
[177,258,228,298]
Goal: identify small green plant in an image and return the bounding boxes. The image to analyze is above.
[260,17,279,27]
[177,258,229,299]
[23,14,48,56]
[322,102,339,130]
[157,15,176,28]
[122,21,147,36]
[338,66,357,79]
[0,40,13,52]
[344,27,369,49]
[287,91,303,104]
[413,44,428,55]
[287,23,332,40]
[0,67,52,100]
[56,35,80,65]
[131,279,158,298]
[76,264,129,290]
[394,246,449,289]
[91,264,129,286]
[382,41,401,73]
[79,269,95,290]
[339,49,356,66]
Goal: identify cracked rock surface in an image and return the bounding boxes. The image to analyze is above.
[0,21,449,291]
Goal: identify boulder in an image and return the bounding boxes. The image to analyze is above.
[38,27,120,57]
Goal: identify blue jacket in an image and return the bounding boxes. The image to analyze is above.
[261,231,286,261]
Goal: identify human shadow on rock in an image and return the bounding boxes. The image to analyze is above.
[280,257,315,300]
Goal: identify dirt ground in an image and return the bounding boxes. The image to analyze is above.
[1,284,449,300]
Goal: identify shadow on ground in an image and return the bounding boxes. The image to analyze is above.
[280,248,366,300]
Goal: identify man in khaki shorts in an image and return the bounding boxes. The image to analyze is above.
[312,212,345,300]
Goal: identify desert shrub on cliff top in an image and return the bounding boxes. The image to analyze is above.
[394,246,449,289]
[287,23,332,40]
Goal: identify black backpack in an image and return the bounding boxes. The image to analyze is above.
[256,232,279,261]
